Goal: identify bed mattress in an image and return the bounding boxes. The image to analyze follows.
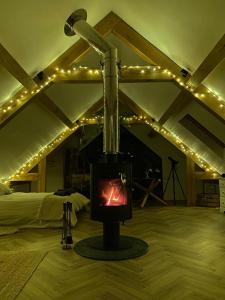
[0,192,52,225]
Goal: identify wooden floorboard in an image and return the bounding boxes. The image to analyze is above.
[1,207,225,299]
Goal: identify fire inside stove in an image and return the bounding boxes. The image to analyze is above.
[97,177,127,206]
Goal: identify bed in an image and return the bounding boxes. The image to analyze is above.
[0,191,90,229]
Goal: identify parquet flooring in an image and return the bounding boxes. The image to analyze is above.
[1,206,225,299]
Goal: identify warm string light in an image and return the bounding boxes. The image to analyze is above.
[120,115,218,175]
[2,124,80,184]
[0,64,222,183]
[1,64,225,121]
[0,114,219,185]
[0,77,55,121]
[46,65,225,110]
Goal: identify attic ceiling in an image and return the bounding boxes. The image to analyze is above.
[1,1,225,181]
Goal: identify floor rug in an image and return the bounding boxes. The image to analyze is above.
[0,250,47,299]
[0,227,18,236]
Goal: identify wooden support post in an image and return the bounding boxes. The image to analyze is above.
[10,173,39,182]
[186,157,196,206]
[38,158,46,192]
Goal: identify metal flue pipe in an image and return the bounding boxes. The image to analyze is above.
[64,9,119,154]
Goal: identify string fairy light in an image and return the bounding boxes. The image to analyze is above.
[0,113,219,185]
[0,64,223,183]
[1,64,225,123]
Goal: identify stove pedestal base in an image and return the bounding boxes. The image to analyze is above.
[74,235,148,260]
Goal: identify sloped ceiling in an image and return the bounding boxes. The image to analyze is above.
[204,59,225,97]
[1,1,225,74]
[0,103,66,178]
[46,84,103,122]
[1,1,225,180]
[120,82,180,121]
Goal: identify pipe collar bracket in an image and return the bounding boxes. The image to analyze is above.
[64,9,87,36]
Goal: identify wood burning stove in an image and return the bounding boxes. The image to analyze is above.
[90,153,132,249]
[91,153,132,222]
[65,8,148,259]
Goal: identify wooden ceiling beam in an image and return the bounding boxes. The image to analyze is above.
[188,34,225,88]
[37,158,46,192]
[8,97,105,182]
[180,114,225,149]
[8,92,218,181]
[1,12,225,136]
[10,173,39,182]
[79,97,104,119]
[113,18,185,78]
[118,90,216,172]
[55,68,173,84]
[119,90,148,117]
[0,12,119,130]
[0,93,40,130]
[158,82,225,126]
[112,18,225,126]
[0,43,37,90]
[193,85,225,125]
[112,16,191,126]
[23,98,105,175]
[36,93,73,128]
[186,157,197,206]
[44,12,120,77]
[158,90,193,125]
[157,34,225,125]
[195,171,220,180]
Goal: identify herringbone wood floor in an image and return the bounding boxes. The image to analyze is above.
[1,207,225,300]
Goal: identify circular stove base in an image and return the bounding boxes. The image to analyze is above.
[74,235,149,260]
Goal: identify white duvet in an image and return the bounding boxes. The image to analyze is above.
[0,192,89,228]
